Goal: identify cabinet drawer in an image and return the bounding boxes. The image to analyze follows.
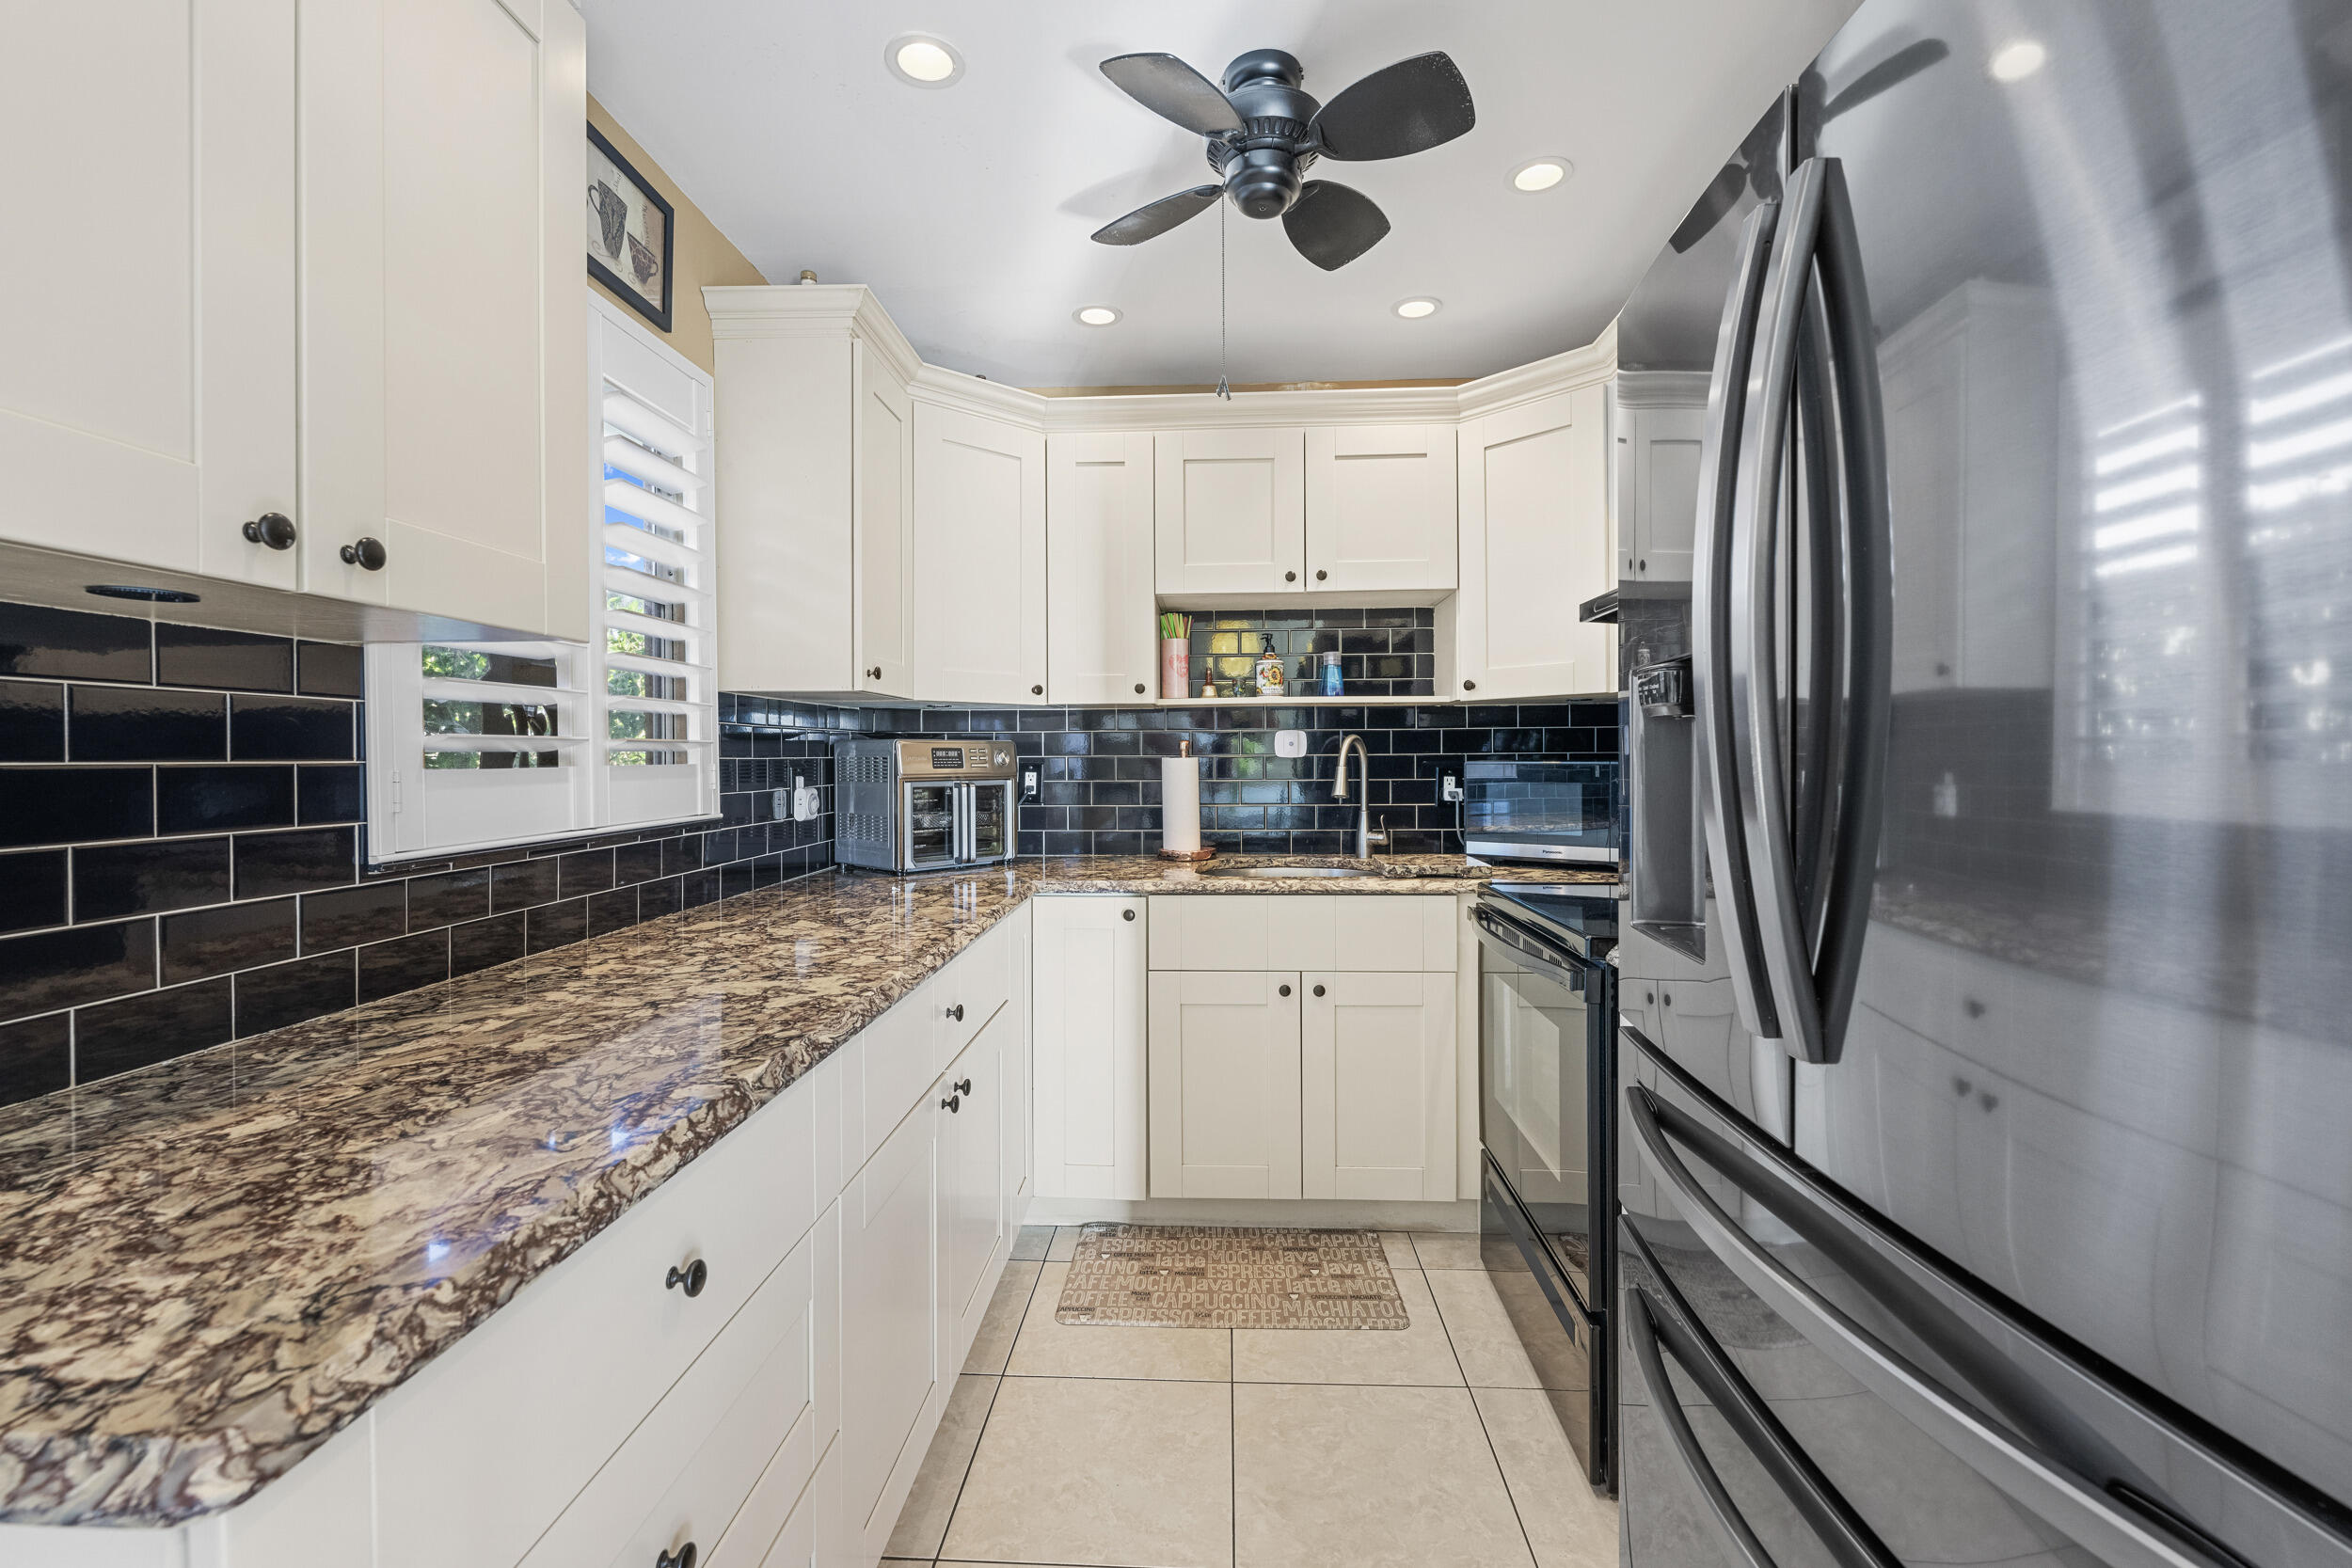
[713,1441,831,1568]
[374,1083,817,1568]
[849,982,934,1172]
[933,914,1012,1069]
[1147,895,1336,971]
[1332,896,1457,973]
[520,1219,824,1568]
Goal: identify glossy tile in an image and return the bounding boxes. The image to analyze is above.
[1008,1262,1232,1381]
[406,868,490,932]
[156,625,293,693]
[449,911,526,976]
[294,641,364,699]
[1378,1231,1422,1270]
[661,833,706,876]
[157,765,294,835]
[940,1375,1232,1568]
[1233,1383,1534,1568]
[490,857,559,911]
[295,765,364,825]
[0,851,67,935]
[74,980,234,1085]
[586,886,639,936]
[160,897,296,986]
[1045,1226,1080,1261]
[232,828,355,899]
[229,695,352,761]
[300,882,405,953]
[526,898,585,954]
[637,876,682,920]
[1233,1263,1463,1388]
[358,929,450,1004]
[884,1372,998,1561]
[0,917,154,1020]
[233,951,354,1037]
[0,680,64,761]
[961,1260,1040,1377]
[0,766,151,848]
[1470,1386,1620,1568]
[0,603,151,683]
[559,848,613,897]
[73,838,232,922]
[612,840,664,886]
[0,1011,72,1109]
[68,686,225,762]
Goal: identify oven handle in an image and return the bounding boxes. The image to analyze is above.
[1625,1082,2228,1568]
[1624,1222,1899,1568]
[1470,903,1594,992]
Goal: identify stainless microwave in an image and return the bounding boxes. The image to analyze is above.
[834,738,1018,873]
[1460,759,1622,866]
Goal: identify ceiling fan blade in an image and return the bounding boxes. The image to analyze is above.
[1100,54,1242,137]
[1283,181,1391,270]
[1309,52,1475,161]
[1668,161,1748,254]
[1090,184,1222,246]
[1822,39,1950,120]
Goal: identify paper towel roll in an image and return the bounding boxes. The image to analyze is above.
[1160,755,1201,854]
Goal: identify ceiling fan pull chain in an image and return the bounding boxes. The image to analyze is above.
[1216,200,1232,400]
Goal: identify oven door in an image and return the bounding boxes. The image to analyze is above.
[967,780,1012,863]
[902,782,961,870]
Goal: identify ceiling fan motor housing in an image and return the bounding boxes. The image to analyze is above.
[1213,50,1319,218]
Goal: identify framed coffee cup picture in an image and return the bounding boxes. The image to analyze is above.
[586,123,675,331]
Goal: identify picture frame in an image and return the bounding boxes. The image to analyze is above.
[585,122,675,332]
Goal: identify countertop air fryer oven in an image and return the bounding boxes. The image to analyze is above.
[834,738,1018,873]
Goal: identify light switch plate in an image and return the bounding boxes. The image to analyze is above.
[1274,729,1308,757]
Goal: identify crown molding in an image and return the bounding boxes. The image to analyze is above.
[704,283,924,386]
[1454,322,1618,420]
[1613,368,1713,407]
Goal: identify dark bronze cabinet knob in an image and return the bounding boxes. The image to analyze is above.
[241,512,295,550]
[664,1258,707,1297]
[1315,569,1327,581]
[867,666,883,680]
[1284,570,1296,582]
[942,1092,961,1113]
[954,1077,972,1096]
[1462,679,1477,691]
[1121,908,1136,921]
[946,1003,964,1022]
[656,1544,697,1568]
[1134,683,1146,694]
[1312,984,1326,997]
[1279,984,1292,997]
[339,536,387,571]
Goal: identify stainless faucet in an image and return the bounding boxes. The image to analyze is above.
[1330,735,1389,859]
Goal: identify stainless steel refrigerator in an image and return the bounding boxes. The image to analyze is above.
[1612,2,2352,1562]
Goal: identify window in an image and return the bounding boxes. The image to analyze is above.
[366,297,719,861]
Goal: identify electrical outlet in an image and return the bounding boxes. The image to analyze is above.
[771,788,788,819]
[1022,768,1040,800]
[1441,774,1465,802]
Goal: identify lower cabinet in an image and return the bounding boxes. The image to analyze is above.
[1032,895,1148,1200]
[1148,971,1305,1198]
[939,1007,1009,1374]
[841,1085,943,1563]
[1301,971,1458,1202]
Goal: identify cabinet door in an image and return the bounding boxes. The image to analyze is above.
[1153,428,1306,594]
[841,1094,939,1560]
[1147,971,1303,1198]
[1457,387,1614,699]
[1617,404,1705,582]
[939,1011,1008,1374]
[1302,972,1457,1201]
[1304,425,1457,593]
[299,0,587,633]
[1033,896,1148,1201]
[914,403,1047,704]
[854,341,916,696]
[0,0,295,587]
[1047,433,1157,703]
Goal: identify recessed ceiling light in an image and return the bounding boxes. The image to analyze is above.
[885,34,963,87]
[1074,305,1121,326]
[1393,297,1440,320]
[1988,39,2047,83]
[1511,158,1572,193]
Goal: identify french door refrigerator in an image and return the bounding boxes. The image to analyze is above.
[1613,2,2352,1564]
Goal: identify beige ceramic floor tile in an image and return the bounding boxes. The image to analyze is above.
[1009,1223,1054,1261]
[1377,1229,1422,1269]
[1472,1386,1620,1568]
[1412,1230,1497,1270]
[1428,1266,1547,1388]
[1046,1224,1082,1261]
[941,1375,1233,1568]
[1233,1263,1463,1386]
[961,1259,1041,1376]
[1234,1382,1534,1568]
[1007,1261,1232,1380]
[883,1372,1000,1560]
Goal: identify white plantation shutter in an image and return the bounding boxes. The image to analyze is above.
[363,299,720,862]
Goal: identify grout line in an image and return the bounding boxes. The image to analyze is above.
[928,1243,1051,1564]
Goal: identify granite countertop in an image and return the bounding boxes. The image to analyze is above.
[0,853,1608,1528]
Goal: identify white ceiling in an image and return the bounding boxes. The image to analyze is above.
[582,0,1859,388]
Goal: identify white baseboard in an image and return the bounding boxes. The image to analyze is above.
[1022,1196,1481,1231]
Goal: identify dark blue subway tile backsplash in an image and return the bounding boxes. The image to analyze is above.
[0,602,153,683]
[0,681,64,761]
[156,625,294,693]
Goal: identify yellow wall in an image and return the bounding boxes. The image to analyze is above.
[586,96,766,373]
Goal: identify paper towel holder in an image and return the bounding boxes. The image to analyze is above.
[1157,736,1219,862]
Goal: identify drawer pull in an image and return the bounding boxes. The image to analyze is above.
[946,1003,965,1022]
[664,1259,708,1298]
[1122,908,1136,921]
[655,1544,697,1568]
[241,512,295,550]
[1312,983,1326,997]
[1279,984,1292,997]
[339,536,388,571]
[942,1092,961,1113]
[954,1077,973,1096]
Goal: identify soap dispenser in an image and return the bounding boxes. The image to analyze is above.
[1255,635,1286,696]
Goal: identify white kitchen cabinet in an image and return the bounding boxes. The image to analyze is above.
[914,404,1048,704]
[1457,385,1615,698]
[1301,971,1458,1201]
[841,1087,940,1563]
[1047,434,1158,703]
[298,0,587,635]
[1304,425,1458,593]
[1612,374,1709,582]
[1032,896,1149,1201]
[1147,894,1454,974]
[939,1008,1009,1375]
[708,286,921,697]
[0,1,296,591]
[1148,971,1305,1198]
[1154,428,1308,596]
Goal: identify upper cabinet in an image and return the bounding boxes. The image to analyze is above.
[0,0,586,637]
[1047,434,1157,704]
[1303,425,1458,594]
[914,404,1047,704]
[1611,373,1709,583]
[1153,428,1308,596]
[855,343,917,696]
[1457,386,1615,698]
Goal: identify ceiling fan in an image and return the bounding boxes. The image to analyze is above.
[1090,47,1475,270]
[1667,38,1950,253]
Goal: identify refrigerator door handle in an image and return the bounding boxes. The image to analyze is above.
[1622,1289,1781,1568]
[1625,1081,2230,1568]
[1625,1225,1900,1568]
[1692,198,1786,1043]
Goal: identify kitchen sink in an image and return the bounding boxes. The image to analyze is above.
[1199,864,1383,879]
